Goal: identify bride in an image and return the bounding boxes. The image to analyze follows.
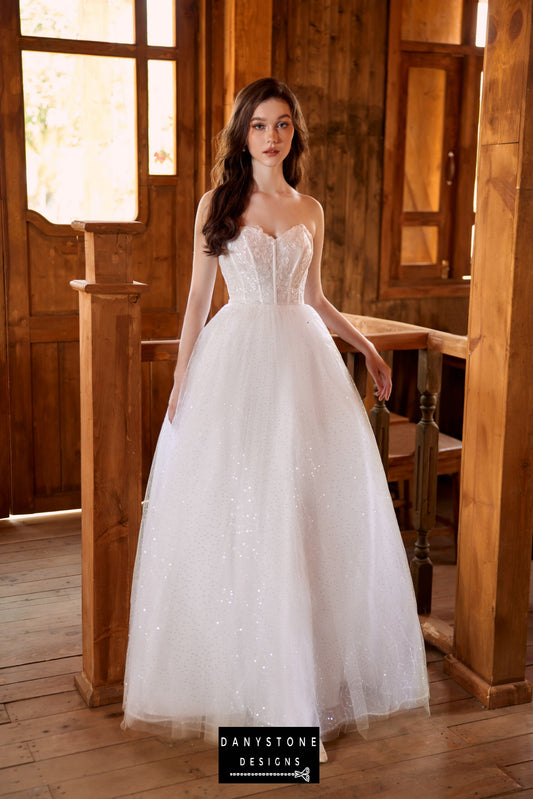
[122,77,429,760]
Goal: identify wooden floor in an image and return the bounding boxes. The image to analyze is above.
[1,511,532,798]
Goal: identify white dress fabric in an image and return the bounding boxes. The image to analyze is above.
[122,223,429,744]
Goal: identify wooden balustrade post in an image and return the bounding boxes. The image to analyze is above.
[445,0,533,709]
[410,349,442,614]
[70,221,147,707]
[369,351,392,471]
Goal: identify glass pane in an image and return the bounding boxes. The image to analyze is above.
[401,226,439,264]
[403,68,446,213]
[22,51,137,223]
[147,0,175,46]
[476,1,489,47]
[148,60,176,175]
[401,0,463,44]
[20,0,134,43]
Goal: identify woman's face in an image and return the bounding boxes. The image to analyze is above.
[246,98,294,168]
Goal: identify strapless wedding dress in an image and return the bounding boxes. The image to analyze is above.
[122,224,429,743]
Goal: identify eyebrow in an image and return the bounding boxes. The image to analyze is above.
[250,114,292,122]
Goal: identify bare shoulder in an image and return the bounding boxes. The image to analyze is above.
[298,194,324,236]
[196,189,215,224]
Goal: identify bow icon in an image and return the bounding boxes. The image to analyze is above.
[294,766,310,782]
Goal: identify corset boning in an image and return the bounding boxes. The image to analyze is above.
[219,224,313,305]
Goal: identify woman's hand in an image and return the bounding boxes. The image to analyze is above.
[167,379,181,423]
[365,347,392,402]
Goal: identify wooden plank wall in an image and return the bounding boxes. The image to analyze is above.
[272,0,470,334]
[1,0,473,515]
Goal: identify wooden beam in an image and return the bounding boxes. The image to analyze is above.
[71,222,147,706]
[447,0,533,708]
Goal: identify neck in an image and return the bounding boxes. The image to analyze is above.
[251,161,290,194]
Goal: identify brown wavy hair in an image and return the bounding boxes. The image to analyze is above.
[202,78,309,256]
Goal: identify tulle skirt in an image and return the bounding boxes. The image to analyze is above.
[122,301,429,743]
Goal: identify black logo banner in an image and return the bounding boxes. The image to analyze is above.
[218,726,320,783]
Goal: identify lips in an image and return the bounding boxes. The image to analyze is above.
[263,148,280,155]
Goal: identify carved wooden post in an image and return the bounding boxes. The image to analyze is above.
[369,352,392,472]
[70,221,147,706]
[410,349,442,614]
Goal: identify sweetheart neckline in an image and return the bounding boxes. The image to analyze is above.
[239,223,312,241]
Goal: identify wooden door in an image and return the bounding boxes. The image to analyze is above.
[0,0,197,515]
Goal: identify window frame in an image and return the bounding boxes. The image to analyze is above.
[17,0,179,234]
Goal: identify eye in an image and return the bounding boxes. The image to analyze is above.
[278,122,290,129]
[251,123,265,130]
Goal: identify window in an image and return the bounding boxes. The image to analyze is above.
[148,60,176,176]
[380,0,486,298]
[147,0,175,46]
[20,0,135,43]
[23,51,137,223]
[18,0,177,224]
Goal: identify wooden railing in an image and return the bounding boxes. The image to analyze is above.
[335,316,466,656]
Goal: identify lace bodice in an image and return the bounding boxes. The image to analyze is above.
[219,224,313,305]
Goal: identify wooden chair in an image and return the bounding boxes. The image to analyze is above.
[387,419,462,552]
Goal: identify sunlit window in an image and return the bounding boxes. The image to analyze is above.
[22,51,137,223]
[476,2,488,47]
[147,0,175,46]
[148,60,176,175]
[20,0,135,44]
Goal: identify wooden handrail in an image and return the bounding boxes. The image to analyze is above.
[427,330,467,360]
[341,314,467,359]
[141,314,468,362]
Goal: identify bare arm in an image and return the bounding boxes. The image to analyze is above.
[304,201,392,401]
[168,193,219,421]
